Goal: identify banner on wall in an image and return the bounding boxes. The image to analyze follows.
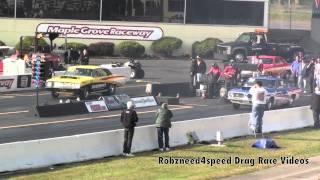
[85,100,108,113]
[131,96,158,108]
[36,23,164,41]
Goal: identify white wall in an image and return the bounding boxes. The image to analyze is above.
[0,106,313,172]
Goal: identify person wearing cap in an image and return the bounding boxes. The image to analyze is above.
[120,101,139,157]
[155,103,173,151]
[311,86,320,128]
[207,63,221,98]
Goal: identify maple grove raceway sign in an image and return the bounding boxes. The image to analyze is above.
[36,23,164,41]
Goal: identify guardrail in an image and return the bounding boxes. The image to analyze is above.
[0,106,313,172]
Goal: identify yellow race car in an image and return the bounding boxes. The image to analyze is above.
[46,65,125,99]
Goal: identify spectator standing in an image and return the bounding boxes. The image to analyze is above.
[299,59,308,93]
[249,81,267,135]
[155,103,173,151]
[315,58,320,88]
[223,60,237,88]
[298,60,308,93]
[291,56,301,87]
[195,56,207,88]
[307,58,315,93]
[207,63,221,98]
[79,50,84,64]
[189,58,197,92]
[311,86,320,128]
[83,48,89,65]
[120,101,139,157]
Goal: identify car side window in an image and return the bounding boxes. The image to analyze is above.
[275,58,281,64]
[280,59,287,64]
[102,69,112,76]
[95,68,108,77]
[92,70,99,77]
[262,58,273,64]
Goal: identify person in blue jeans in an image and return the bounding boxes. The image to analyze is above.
[155,103,173,151]
[291,56,301,87]
[249,81,267,135]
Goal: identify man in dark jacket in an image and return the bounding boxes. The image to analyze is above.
[120,101,139,156]
[307,59,315,93]
[190,58,197,92]
[155,103,173,151]
[311,86,320,128]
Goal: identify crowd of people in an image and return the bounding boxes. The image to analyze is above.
[189,56,239,98]
[64,48,89,65]
[291,55,320,93]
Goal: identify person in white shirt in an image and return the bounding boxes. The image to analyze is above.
[249,81,267,134]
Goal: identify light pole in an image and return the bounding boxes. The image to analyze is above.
[289,0,292,30]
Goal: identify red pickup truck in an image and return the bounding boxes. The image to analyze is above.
[239,55,291,79]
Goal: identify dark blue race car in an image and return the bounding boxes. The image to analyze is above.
[227,76,302,110]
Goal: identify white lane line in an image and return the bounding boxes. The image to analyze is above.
[0,110,29,115]
[0,96,15,99]
[184,103,209,107]
[0,105,193,130]
[118,85,146,88]
[1,93,50,97]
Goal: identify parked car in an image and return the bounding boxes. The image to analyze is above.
[228,76,302,110]
[31,53,62,70]
[214,29,304,62]
[46,65,125,99]
[237,55,291,81]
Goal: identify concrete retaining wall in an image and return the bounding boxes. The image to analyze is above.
[0,106,313,172]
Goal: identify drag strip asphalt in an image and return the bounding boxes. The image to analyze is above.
[0,94,311,144]
[0,104,193,130]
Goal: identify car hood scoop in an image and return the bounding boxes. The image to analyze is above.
[60,76,79,79]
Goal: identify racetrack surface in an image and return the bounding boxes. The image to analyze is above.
[0,59,312,144]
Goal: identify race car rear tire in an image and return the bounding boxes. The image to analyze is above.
[288,95,295,106]
[137,69,145,79]
[80,87,89,100]
[232,103,240,109]
[51,91,59,98]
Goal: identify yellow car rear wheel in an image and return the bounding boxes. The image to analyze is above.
[80,87,90,100]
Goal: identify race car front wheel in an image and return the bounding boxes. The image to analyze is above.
[232,103,240,109]
[130,70,136,79]
[266,98,274,110]
[51,91,59,98]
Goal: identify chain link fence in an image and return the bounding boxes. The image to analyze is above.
[269,0,313,30]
